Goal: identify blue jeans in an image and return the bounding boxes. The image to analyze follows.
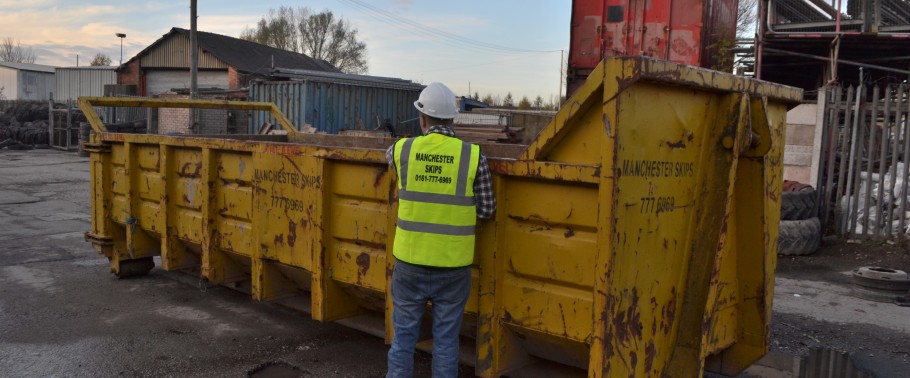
[386,260,471,378]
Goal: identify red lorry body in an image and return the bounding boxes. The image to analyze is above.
[568,0,738,96]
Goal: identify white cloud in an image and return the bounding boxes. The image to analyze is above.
[198,15,264,37]
[0,0,53,8]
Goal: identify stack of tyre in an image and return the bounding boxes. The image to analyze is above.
[779,181,821,255]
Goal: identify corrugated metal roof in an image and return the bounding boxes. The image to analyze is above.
[270,67,424,91]
[57,66,118,70]
[121,27,340,75]
[141,33,228,69]
[0,62,55,73]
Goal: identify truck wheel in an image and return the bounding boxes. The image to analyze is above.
[781,185,817,221]
[778,217,821,256]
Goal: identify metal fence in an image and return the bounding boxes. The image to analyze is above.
[102,95,147,126]
[49,102,85,151]
[47,97,147,151]
[817,83,910,240]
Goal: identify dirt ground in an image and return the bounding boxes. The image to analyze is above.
[770,237,910,375]
[776,238,910,283]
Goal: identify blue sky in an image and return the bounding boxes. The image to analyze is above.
[1,0,571,101]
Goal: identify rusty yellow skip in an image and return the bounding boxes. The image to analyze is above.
[80,57,802,377]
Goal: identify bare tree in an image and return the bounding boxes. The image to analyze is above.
[737,0,758,38]
[89,53,112,66]
[299,10,368,74]
[0,37,37,63]
[534,95,543,110]
[240,6,368,74]
[503,92,514,108]
[240,6,299,51]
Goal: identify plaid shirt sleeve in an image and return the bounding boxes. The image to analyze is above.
[473,153,496,219]
[386,144,396,169]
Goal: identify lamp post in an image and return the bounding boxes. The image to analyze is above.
[115,33,126,66]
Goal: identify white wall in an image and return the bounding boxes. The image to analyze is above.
[0,66,18,100]
[15,70,54,101]
[55,68,117,102]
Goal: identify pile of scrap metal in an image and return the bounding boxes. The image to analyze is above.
[0,101,50,148]
[453,112,522,144]
[0,138,41,150]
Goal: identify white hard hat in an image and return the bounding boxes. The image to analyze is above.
[414,82,458,119]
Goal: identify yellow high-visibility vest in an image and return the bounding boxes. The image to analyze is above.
[393,133,480,267]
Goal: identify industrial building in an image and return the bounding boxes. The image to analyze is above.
[54,66,117,102]
[117,27,340,96]
[0,62,55,101]
[758,0,910,92]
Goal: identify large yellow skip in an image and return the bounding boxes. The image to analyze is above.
[81,57,802,377]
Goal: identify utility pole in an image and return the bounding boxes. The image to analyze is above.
[190,0,198,133]
[558,49,564,110]
[115,33,126,66]
[190,0,198,100]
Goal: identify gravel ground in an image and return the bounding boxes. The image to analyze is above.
[771,238,910,376]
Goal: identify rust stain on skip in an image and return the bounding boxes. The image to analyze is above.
[666,140,687,149]
[666,132,694,149]
[287,220,297,247]
[180,162,202,177]
[644,340,657,373]
[558,303,569,337]
[356,252,371,275]
[606,287,644,370]
[660,287,678,335]
[373,166,387,188]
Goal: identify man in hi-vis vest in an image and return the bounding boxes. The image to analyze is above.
[385,82,496,377]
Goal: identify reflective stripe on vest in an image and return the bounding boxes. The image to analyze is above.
[393,133,480,267]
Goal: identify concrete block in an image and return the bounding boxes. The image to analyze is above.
[785,123,816,146]
[787,104,817,125]
[784,165,810,184]
[784,145,813,166]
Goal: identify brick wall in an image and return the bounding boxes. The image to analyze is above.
[228,67,240,88]
[156,93,191,134]
[117,59,141,90]
[120,62,259,96]
[156,92,250,134]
